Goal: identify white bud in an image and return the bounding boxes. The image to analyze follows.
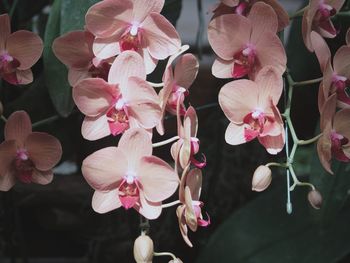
[133,234,154,263]
[252,165,272,192]
[308,189,322,209]
[169,258,183,263]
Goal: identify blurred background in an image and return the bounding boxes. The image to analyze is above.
[1,0,350,262]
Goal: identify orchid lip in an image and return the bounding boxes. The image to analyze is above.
[16,148,29,161]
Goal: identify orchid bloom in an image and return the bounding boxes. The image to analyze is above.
[85,0,181,74]
[346,28,350,46]
[208,2,286,79]
[310,31,350,110]
[0,111,62,191]
[218,66,285,154]
[0,14,43,85]
[53,30,111,87]
[212,0,289,31]
[157,47,199,135]
[317,93,350,174]
[302,0,345,51]
[176,167,210,247]
[73,51,161,141]
[171,106,206,170]
[82,128,179,219]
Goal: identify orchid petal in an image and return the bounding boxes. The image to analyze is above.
[5,111,32,145]
[31,169,53,185]
[0,14,10,51]
[310,31,331,72]
[81,115,111,141]
[92,190,122,213]
[174,53,199,89]
[136,192,162,219]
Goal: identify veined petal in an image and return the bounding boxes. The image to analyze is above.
[310,31,331,72]
[320,93,337,131]
[219,79,258,123]
[176,205,193,247]
[258,133,285,154]
[82,147,128,191]
[333,109,350,140]
[0,170,16,192]
[346,28,350,46]
[136,192,162,219]
[208,14,251,60]
[131,0,164,22]
[0,140,16,175]
[68,69,90,87]
[185,106,198,137]
[143,13,181,60]
[174,54,199,89]
[261,0,289,31]
[0,14,11,51]
[25,132,62,171]
[5,111,32,145]
[186,168,202,201]
[225,122,248,145]
[15,69,33,85]
[31,169,53,185]
[333,45,350,74]
[92,35,120,59]
[317,126,333,174]
[139,47,158,74]
[92,190,122,213]
[81,115,111,141]
[73,78,116,116]
[6,30,43,70]
[212,58,233,79]
[138,156,178,202]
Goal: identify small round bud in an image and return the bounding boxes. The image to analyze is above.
[169,258,183,263]
[0,101,3,116]
[308,189,322,209]
[133,234,154,263]
[252,165,272,192]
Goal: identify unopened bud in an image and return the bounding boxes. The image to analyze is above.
[169,259,183,263]
[252,165,272,192]
[308,189,322,209]
[133,234,154,263]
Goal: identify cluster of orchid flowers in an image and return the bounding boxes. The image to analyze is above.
[1,0,350,261]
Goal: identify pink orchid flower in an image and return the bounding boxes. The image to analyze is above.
[176,167,210,247]
[317,93,350,174]
[218,66,285,154]
[212,0,289,31]
[302,0,345,51]
[85,0,181,74]
[0,14,43,85]
[82,128,179,219]
[53,30,111,87]
[73,51,161,141]
[171,106,206,170]
[0,111,62,191]
[208,2,286,79]
[310,31,350,110]
[346,28,350,46]
[157,47,199,135]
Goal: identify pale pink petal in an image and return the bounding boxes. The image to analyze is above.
[176,205,193,247]
[346,28,350,46]
[25,132,62,171]
[318,82,326,113]
[208,14,251,60]
[317,126,333,174]
[0,171,16,191]
[15,69,33,85]
[82,115,111,141]
[174,53,199,89]
[185,106,198,137]
[92,190,122,213]
[184,186,197,232]
[68,69,90,87]
[137,156,178,202]
[310,31,331,72]
[333,109,350,140]
[132,0,164,22]
[302,3,318,52]
[143,13,181,60]
[261,0,289,31]
[125,77,161,129]
[179,119,191,169]
[186,168,202,201]
[225,122,247,145]
[248,2,278,43]
[171,140,182,168]
[221,0,239,7]
[31,169,53,185]
[0,140,16,175]
[92,36,120,59]
[212,58,233,79]
[333,45,350,74]
[82,147,128,191]
[6,30,43,70]
[139,47,158,74]
[320,93,337,131]
[5,111,32,144]
[255,66,283,107]
[108,51,146,87]
[118,128,152,169]
[53,30,94,69]
[322,60,334,99]
[219,79,258,123]
[73,78,117,116]
[85,0,132,38]
[258,133,285,154]
[136,192,162,219]
[0,14,11,51]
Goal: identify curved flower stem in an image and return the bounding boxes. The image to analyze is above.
[265,162,288,168]
[1,115,7,123]
[161,200,181,208]
[9,0,19,17]
[289,165,315,191]
[147,81,164,88]
[293,77,323,87]
[32,115,61,129]
[289,6,307,19]
[298,133,323,145]
[152,136,179,148]
[154,252,177,260]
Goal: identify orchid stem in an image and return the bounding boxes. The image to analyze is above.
[161,200,181,208]
[152,136,179,148]
[1,115,7,123]
[293,77,323,87]
[147,81,164,88]
[265,162,288,168]
[9,0,19,17]
[32,115,61,129]
[153,252,177,260]
[298,133,323,145]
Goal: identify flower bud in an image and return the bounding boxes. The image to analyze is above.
[308,189,322,209]
[133,234,154,263]
[252,165,272,192]
[169,258,183,263]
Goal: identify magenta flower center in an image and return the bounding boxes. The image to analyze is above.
[106,96,129,136]
[120,23,142,52]
[119,173,139,210]
[232,44,256,78]
[330,130,350,162]
[167,85,188,115]
[332,74,350,106]
[14,149,34,184]
[242,109,273,141]
[0,53,20,75]
[314,3,336,35]
[235,1,249,15]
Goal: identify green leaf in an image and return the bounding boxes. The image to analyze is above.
[196,180,350,263]
[43,0,74,117]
